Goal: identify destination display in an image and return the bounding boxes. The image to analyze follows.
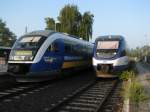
[15,51,32,56]
[97,41,119,49]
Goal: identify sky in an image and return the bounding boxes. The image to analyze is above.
[0,0,150,48]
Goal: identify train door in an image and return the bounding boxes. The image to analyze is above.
[46,39,64,71]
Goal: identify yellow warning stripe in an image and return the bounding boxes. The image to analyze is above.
[62,60,91,69]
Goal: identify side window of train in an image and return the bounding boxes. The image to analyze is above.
[64,41,72,54]
[47,41,59,52]
[52,42,59,52]
[77,44,83,56]
[47,45,51,51]
[72,44,79,55]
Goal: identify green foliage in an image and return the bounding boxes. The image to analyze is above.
[121,69,150,104]
[45,4,94,41]
[129,81,149,103]
[58,4,82,36]
[45,17,55,30]
[79,12,94,41]
[119,60,138,81]
[123,80,149,103]
[120,70,135,81]
[127,45,150,59]
[0,19,16,47]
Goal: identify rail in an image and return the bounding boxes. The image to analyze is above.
[47,79,118,112]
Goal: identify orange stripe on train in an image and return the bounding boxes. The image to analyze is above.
[62,61,91,69]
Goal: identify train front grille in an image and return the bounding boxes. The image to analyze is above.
[8,63,31,75]
[97,64,113,73]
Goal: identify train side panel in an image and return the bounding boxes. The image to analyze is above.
[8,30,93,82]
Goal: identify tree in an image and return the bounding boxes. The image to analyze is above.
[0,19,16,46]
[45,17,55,30]
[57,4,81,36]
[79,12,94,41]
[45,4,94,41]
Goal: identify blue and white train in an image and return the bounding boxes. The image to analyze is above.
[8,30,93,81]
[93,35,129,77]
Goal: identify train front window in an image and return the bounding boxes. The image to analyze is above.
[96,41,119,58]
[9,36,46,61]
[14,36,46,49]
[97,41,119,50]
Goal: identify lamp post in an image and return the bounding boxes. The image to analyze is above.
[55,20,60,32]
[25,26,28,34]
[55,22,56,31]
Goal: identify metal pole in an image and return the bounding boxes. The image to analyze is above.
[25,26,27,34]
[55,22,56,31]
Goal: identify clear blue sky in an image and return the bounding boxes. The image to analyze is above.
[0,0,150,48]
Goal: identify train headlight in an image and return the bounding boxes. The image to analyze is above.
[113,52,117,55]
[9,56,14,60]
[24,56,33,61]
[29,56,33,60]
[96,52,100,55]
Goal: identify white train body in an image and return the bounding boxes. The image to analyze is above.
[93,35,129,77]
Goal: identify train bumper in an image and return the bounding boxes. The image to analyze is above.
[93,64,128,77]
[7,63,60,82]
[7,71,59,82]
[94,65,128,72]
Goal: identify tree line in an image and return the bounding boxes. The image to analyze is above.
[45,4,94,41]
[0,19,16,47]
[0,4,94,47]
[127,45,150,58]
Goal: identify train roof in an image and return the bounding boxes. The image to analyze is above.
[23,30,81,39]
[22,30,93,45]
[23,30,55,37]
[96,35,124,41]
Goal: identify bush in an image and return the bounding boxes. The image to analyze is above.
[121,70,150,104]
[120,70,135,81]
[129,81,149,103]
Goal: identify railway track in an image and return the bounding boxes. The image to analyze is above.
[0,70,95,104]
[46,79,118,112]
[100,81,123,112]
[0,81,53,102]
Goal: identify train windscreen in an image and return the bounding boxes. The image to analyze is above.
[9,36,46,61]
[14,36,46,49]
[97,41,119,50]
[96,40,119,58]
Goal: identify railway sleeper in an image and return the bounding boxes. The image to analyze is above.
[81,93,104,97]
[79,96,103,100]
[5,89,18,93]
[62,105,95,112]
[73,99,99,104]
[48,80,117,112]
[69,102,98,108]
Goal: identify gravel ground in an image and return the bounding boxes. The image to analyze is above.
[135,62,150,112]
[0,70,95,112]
